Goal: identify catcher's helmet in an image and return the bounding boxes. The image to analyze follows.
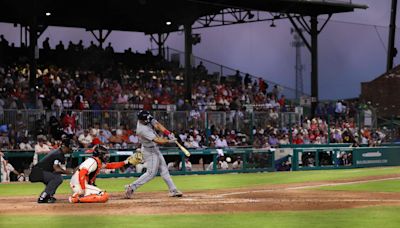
[137,110,153,124]
[92,145,110,163]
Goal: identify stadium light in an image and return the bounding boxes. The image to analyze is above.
[166,21,172,26]
[45,12,51,16]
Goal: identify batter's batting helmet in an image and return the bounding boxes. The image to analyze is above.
[137,110,153,124]
[93,145,110,163]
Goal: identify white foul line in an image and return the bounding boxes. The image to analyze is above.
[217,177,400,197]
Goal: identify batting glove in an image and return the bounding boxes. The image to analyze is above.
[168,133,176,140]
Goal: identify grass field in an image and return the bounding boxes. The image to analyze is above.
[1,167,399,196]
[318,179,400,192]
[1,167,400,227]
[2,207,400,228]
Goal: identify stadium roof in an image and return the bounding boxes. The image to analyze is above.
[0,0,368,34]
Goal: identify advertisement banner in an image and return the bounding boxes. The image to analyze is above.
[353,147,400,167]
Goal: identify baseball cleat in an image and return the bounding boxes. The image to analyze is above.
[49,196,57,202]
[38,197,55,203]
[47,197,56,203]
[169,189,183,197]
[124,185,134,199]
[37,198,47,203]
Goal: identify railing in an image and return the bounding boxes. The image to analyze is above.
[0,109,298,140]
[2,106,397,146]
[1,148,275,180]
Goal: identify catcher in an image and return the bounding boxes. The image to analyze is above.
[69,145,143,203]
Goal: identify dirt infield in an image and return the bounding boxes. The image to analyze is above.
[1,175,400,216]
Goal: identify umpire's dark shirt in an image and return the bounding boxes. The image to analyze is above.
[37,149,65,172]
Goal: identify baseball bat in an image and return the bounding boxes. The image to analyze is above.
[175,141,191,157]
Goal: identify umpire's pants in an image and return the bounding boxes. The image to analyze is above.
[42,171,63,196]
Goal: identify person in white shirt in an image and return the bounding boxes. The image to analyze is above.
[63,98,73,109]
[335,100,343,119]
[179,132,188,142]
[78,130,93,148]
[51,97,63,117]
[19,137,33,150]
[215,136,228,148]
[206,157,229,170]
[218,158,229,170]
[232,156,243,169]
[184,136,200,149]
[1,152,21,182]
[33,137,51,166]
[179,158,192,171]
[189,108,201,121]
[128,131,139,147]
[167,160,179,171]
[101,123,112,139]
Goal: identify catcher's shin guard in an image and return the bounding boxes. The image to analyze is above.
[70,192,109,203]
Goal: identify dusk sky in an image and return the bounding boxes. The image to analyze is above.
[0,0,398,100]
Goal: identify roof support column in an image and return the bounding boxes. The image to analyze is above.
[289,14,331,117]
[29,0,38,107]
[310,16,318,117]
[150,33,169,58]
[184,21,194,101]
[387,0,398,71]
[89,29,112,48]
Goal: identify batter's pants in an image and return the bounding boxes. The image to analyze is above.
[129,147,177,192]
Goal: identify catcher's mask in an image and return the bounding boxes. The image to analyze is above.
[137,110,153,125]
[93,145,110,163]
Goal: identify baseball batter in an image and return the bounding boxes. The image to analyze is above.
[69,145,142,203]
[125,110,183,198]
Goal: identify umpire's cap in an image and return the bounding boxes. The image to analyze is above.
[137,110,153,124]
[61,138,73,150]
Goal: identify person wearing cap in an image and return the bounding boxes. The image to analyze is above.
[29,139,73,203]
[32,136,51,166]
[78,129,92,148]
[232,156,243,170]
[1,151,22,182]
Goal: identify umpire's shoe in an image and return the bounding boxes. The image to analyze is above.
[169,189,183,197]
[37,192,55,203]
[38,197,56,203]
[124,185,134,199]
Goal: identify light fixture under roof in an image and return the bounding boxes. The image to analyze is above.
[45,12,51,16]
[166,21,172,26]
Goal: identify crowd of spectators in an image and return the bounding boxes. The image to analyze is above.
[0,64,286,113]
[0,35,398,155]
[1,35,400,182]
[0,64,396,153]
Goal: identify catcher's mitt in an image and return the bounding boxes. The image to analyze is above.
[127,150,143,165]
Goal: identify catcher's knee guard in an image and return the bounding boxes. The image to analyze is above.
[69,192,109,203]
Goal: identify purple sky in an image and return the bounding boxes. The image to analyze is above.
[0,0,397,99]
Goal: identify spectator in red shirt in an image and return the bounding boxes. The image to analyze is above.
[62,111,77,131]
[294,133,304,145]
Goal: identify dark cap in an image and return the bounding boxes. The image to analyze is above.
[61,138,73,149]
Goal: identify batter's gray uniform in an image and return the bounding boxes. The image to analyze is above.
[127,119,178,193]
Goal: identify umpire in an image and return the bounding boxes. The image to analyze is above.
[29,138,73,203]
